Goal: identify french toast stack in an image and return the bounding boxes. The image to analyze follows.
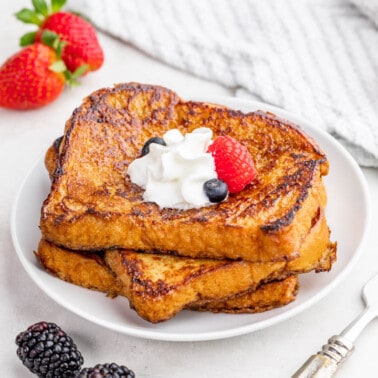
[36,83,336,323]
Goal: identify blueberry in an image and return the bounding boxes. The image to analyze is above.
[141,137,166,156]
[204,178,228,203]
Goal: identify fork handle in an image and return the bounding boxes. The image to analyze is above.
[291,335,354,378]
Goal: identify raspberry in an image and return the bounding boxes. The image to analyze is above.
[207,136,257,193]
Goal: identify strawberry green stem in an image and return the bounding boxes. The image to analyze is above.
[16,0,67,24]
[15,0,67,31]
[32,0,49,17]
[51,0,67,13]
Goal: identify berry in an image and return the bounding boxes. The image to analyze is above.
[36,12,103,74]
[204,178,228,203]
[16,0,104,74]
[15,321,84,377]
[141,137,166,156]
[78,362,135,378]
[207,136,257,193]
[0,43,65,110]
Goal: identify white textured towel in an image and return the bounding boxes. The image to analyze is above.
[73,0,378,167]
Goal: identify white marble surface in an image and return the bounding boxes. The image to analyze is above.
[1,1,378,377]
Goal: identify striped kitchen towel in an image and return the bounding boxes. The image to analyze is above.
[73,0,378,167]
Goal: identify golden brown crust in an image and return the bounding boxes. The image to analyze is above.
[40,83,329,262]
[35,239,123,297]
[35,207,335,323]
[35,238,299,317]
[104,210,335,322]
[189,275,299,314]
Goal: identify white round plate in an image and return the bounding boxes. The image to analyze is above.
[11,97,371,342]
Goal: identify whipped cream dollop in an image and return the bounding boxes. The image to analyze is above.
[127,128,218,209]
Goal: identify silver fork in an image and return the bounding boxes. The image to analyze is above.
[292,272,378,378]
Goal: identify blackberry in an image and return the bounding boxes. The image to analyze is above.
[141,137,166,156]
[78,362,135,378]
[15,321,83,378]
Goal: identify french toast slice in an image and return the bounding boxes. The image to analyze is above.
[41,83,329,262]
[39,142,334,322]
[35,239,123,297]
[104,210,335,322]
[35,239,299,316]
[36,207,335,323]
[188,275,299,314]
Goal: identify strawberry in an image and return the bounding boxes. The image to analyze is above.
[16,0,104,74]
[207,136,257,193]
[0,43,65,110]
[0,31,85,110]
